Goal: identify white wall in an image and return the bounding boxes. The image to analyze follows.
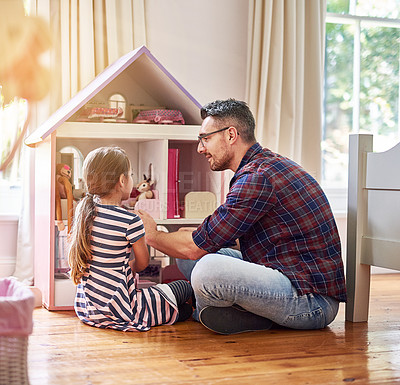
[144,0,249,105]
[0,215,18,277]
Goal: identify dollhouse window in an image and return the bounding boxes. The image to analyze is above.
[108,93,127,119]
[59,146,83,188]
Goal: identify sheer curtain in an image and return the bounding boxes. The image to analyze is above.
[246,0,326,181]
[57,0,147,106]
[13,0,147,284]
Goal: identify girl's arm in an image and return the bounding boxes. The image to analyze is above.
[129,236,150,275]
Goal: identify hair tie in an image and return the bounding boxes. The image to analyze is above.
[86,192,94,199]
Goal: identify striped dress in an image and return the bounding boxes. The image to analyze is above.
[74,203,178,331]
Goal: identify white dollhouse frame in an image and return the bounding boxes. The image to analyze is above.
[26,46,226,310]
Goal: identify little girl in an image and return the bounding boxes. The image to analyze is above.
[68,146,193,331]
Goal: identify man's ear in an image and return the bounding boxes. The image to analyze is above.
[227,126,239,144]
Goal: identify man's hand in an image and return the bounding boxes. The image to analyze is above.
[136,211,205,260]
[136,209,157,234]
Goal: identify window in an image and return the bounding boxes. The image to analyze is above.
[0,98,27,213]
[0,98,28,181]
[0,1,32,214]
[323,1,400,198]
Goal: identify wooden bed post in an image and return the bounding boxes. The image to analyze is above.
[345,134,373,322]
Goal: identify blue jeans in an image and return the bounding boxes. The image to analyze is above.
[176,248,339,329]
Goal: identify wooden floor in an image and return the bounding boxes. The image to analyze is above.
[27,274,400,385]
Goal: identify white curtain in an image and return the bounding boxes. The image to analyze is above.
[12,119,35,284]
[13,0,147,284]
[246,0,326,181]
[57,0,147,105]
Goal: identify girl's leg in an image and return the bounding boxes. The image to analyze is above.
[166,280,193,304]
[165,280,193,322]
[191,254,339,333]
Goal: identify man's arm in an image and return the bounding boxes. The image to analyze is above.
[137,210,206,260]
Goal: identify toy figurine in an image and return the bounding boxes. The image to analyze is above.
[136,174,154,201]
[55,163,73,233]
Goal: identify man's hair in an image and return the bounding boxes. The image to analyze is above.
[200,98,256,143]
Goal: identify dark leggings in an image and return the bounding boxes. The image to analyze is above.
[166,279,193,305]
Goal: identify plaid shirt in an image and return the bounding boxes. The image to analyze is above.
[193,143,347,302]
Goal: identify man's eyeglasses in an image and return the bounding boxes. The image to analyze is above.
[198,126,230,147]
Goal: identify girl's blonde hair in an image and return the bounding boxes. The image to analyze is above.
[68,146,130,284]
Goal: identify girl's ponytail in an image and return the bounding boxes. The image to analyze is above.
[68,194,96,284]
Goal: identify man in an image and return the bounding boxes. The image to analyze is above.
[139,98,346,335]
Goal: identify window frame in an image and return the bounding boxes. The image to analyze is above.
[323,11,400,212]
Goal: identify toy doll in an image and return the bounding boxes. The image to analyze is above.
[55,163,73,233]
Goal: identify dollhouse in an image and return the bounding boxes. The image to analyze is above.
[26,45,225,310]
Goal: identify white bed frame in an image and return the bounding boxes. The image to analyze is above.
[346,134,400,322]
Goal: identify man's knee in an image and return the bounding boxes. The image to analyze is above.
[191,254,228,291]
[190,255,210,285]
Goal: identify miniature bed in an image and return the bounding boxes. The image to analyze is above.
[346,134,400,322]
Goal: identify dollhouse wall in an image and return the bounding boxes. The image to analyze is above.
[174,141,223,205]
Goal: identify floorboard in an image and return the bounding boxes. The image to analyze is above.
[26,274,400,384]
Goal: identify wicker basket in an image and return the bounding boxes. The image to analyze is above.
[0,278,34,385]
[0,336,29,385]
